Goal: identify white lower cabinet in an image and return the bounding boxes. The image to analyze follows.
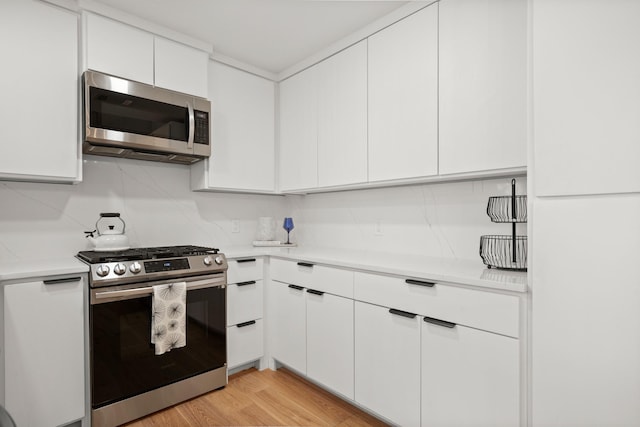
[355,301,421,427]
[228,319,264,369]
[271,280,307,373]
[306,290,354,399]
[4,275,86,427]
[421,318,520,427]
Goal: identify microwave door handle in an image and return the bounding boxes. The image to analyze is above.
[187,102,195,149]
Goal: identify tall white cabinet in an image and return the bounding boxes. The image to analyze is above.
[368,4,438,182]
[532,1,640,426]
[192,61,276,193]
[0,0,80,183]
[439,0,527,175]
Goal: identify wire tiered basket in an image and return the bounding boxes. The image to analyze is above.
[480,179,527,271]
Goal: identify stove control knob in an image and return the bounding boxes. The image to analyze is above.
[114,263,127,275]
[96,265,110,277]
[214,256,224,265]
[203,256,212,266]
[129,262,142,274]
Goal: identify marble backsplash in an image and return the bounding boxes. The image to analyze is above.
[0,155,526,263]
[285,177,527,261]
[0,156,286,261]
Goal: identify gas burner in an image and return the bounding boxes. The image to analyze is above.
[77,245,219,264]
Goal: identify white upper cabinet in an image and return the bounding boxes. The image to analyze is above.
[316,40,368,187]
[85,13,208,97]
[368,5,438,182]
[192,61,275,193]
[0,0,80,183]
[439,0,527,175]
[85,12,154,85]
[533,0,640,196]
[279,66,319,191]
[154,37,209,98]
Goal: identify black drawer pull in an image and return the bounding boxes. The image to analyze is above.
[236,258,256,263]
[389,308,417,319]
[423,316,456,328]
[43,276,81,285]
[288,284,304,291]
[297,262,314,268]
[237,320,257,328]
[405,279,435,287]
[237,280,256,287]
[306,289,324,296]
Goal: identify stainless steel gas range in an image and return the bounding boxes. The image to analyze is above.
[77,245,228,427]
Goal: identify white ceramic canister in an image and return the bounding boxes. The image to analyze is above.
[256,217,276,241]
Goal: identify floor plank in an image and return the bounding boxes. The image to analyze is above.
[123,368,388,427]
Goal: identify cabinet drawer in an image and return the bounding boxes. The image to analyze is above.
[270,258,353,298]
[227,280,263,326]
[227,257,263,284]
[354,272,519,338]
[227,319,263,369]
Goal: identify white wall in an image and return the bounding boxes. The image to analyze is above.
[0,155,526,264]
[285,177,527,261]
[0,156,285,261]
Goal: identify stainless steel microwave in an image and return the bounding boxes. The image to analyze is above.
[83,70,211,165]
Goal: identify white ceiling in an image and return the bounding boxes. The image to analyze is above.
[93,0,410,74]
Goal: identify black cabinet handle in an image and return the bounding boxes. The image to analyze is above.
[288,284,304,291]
[405,279,435,287]
[237,320,256,328]
[236,258,256,263]
[99,212,120,217]
[306,289,324,296]
[389,308,417,319]
[297,262,314,268]
[236,280,256,287]
[423,316,456,328]
[43,276,81,285]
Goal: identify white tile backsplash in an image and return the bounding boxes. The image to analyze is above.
[0,156,525,264]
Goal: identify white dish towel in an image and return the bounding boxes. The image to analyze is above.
[151,281,187,355]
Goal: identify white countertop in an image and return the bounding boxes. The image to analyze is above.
[222,246,528,293]
[0,257,89,282]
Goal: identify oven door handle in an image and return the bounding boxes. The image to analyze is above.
[94,277,226,301]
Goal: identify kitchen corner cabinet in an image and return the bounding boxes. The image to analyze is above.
[533,0,640,196]
[0,0,80,183]
[355,301,421,427]
[270,279,307,373]
[226,258,265,369]
[316,40,368,188]
[270,259,355,397]
[279,66,319,192]
[85,13,208,98]
[439,0,527,175]
[3,275,86,427]
[191,61,276,193]
[279,40,367,191]
[368,4,438,182]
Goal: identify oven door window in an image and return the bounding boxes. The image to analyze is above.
[91,287,225,409]
[89,87,189,141]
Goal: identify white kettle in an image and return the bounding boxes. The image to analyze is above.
[85,213,130,251]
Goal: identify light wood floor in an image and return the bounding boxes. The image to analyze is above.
[123,367,389,426]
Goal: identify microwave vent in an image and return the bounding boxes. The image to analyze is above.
[87,145,126,155]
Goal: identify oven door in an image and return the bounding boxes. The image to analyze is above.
[89,274,226,410]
